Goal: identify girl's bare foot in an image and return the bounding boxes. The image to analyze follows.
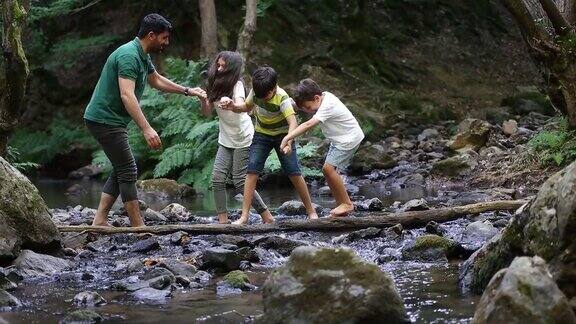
[330,203,354,217]
[92,222,113,227]
[232,216,249,225]
[308,212,319,220]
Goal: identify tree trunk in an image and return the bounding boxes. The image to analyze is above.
[0,0,30,158]
[57,200,527,235]
[198,0,218,59]
[503,0,576,127]
[237,0,258,64]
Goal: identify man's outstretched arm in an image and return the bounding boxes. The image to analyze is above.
[148,71,206,98]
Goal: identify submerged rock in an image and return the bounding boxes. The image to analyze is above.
[222,270,254,291]
[0,157,62,261]
[9,250,72,279]
[332,227,382,244]
[201,248,242,272]
[261,246,408,323]
[472,256,576,324]
[254,235,308,256]
[61,309,103,323]
[131,287,172,302]
[402,235,465,262]
[73,291,107,307]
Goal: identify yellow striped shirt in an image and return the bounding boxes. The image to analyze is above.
[246,86,296,136]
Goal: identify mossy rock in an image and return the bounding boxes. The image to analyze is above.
[405,234,465,261]
[432,155,474,177]
[62,309,103,323]
[0,157,61,261]
[136,178,195,198]
[223,270,249,289]
[261,246,408,323]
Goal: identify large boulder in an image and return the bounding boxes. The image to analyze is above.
[472,256,576,324]
[136,178,195,199]
[460,161,576,300]
[448,118,491,151]
[0,157,61,260]
[349,143,397,174]
[8,250,73,279]
[261,246,409,323]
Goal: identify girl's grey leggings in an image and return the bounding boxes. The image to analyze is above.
[212,145,268,214]
[85,119,138,202]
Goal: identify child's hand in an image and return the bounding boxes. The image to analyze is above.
[280,137,289,150]
[281,138,292,155]
[282,145,292,155]
[218,96,233,109]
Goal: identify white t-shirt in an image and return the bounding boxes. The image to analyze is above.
[214,81,254,148]
[314,92,364,150]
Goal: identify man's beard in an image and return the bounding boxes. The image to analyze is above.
[150,43,166,54]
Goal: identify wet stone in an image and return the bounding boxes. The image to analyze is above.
[61,310,103,323]
[130,238,160,253]
[73,291,107,307]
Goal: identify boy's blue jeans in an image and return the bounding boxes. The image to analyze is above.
[246,132,302,176]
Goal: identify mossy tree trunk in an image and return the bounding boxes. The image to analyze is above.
[503,0,576,127]
[0,0,29,158]
[237,0,258,66]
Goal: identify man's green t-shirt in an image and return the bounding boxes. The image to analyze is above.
[84,37,155,127]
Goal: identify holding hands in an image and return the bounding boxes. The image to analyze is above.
[280,136,292,155]
[218,96,234,110]
[187,87,207,99]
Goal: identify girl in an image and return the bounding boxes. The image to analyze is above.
[202,51,273,224]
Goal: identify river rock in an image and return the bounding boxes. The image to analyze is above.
[169,231,190,246]
[261,246,409,323]
[0,290,22,308]
[68,164,102,179]
[215,234,252,248]
[277,200,322,216]
[73,291,107,307]
[502,119,518,136]
[222,270,253,290]
[142,208,167,223]
[402,235,465,262]
[160,203,191,222]
[255,235,308,256]
[333,227,382,244]
[0,157,62,260]
[460,221,499,251]
[425,221,446,236]
[61,309,103,323]
[131,287,172,302]
[235,247,260,263]
[355,198,384,211]
[137,179,195,199]
[130,238,160,253]
[432,154,477,177]
[349,143,397,174]
[159,259,197,278]
[401,198,430,212]
[448,118,491,151]
[201,248,242,272]
[472,256,576,324]
[418,128,439,141]
[9,250,72,279]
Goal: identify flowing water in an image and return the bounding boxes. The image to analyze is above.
[1,177,481,323]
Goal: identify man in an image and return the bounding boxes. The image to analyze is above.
[84,13,205,227]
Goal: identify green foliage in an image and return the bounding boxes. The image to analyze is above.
[29,0,93,22]
[265,142,323,178]
[46,34,119,69]
[9,115,98,164]
[529,118,576,166]
[5,146,41,173]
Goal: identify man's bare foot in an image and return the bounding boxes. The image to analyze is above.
[232,216,249,225]
[308,212,319,220]
[330,203,354,217]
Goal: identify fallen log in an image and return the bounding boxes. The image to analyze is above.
[57,200,527,235]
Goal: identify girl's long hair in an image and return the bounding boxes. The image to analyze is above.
[206,51,243,103]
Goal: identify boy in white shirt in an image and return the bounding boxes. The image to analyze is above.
[280,79,364,216]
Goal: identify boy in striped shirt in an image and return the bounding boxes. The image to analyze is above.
[220,66,318,224]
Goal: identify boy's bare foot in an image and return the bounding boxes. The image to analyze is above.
[330,203,354,217]
[308,212,319,220]
[232,216,249,225]
[261,210,275,224]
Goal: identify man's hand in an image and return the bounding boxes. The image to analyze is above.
[143,127,162,150]
[188,87,206,99]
